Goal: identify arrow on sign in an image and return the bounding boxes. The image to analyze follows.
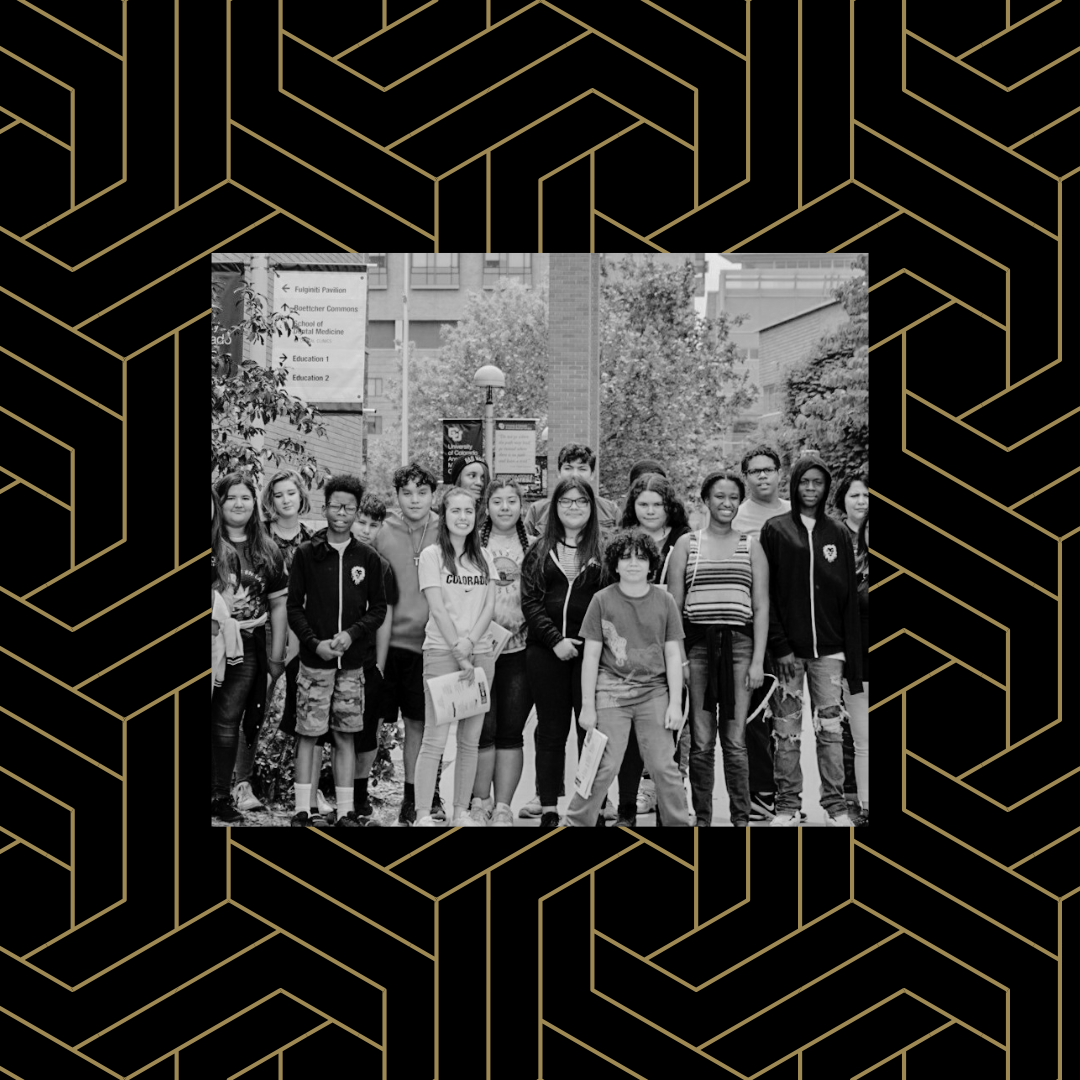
[279,354,287,362]
[281,283,290,292]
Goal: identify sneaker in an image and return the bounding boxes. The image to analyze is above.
[615,813,635,828]
[491,803,514,827]
[826,811,855,827]
[308,811,334,829]
[749,792,776,821]
[452,811,485,828]
[317,789,335,816]
[397,799,416,827]
[468,797,490,826]
[356,793,374,817]
[212,797,243,823]
[538,811,561,830]
[636,780,657,815]
[602,802,617,821]
[430,795,447,823]
[415,815,440,827]
[518,798,543,818]
[290,810,312,827]
[769,813,801,827]
[335,811,362,827]
[232,781,264,812]
[482,796,495,817]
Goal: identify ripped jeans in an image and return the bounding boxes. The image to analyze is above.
[771,657,847,818]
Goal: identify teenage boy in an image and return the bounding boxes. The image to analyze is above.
[564,530,688,827]
[732,445,791,822]
[522,443,621,538]
[346,493,398,820]
[759,455,863,828]
[287,475,387,827]
[374,463,442,826]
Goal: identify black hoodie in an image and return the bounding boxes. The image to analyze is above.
[759,456,863,694]
[287,529,387,670]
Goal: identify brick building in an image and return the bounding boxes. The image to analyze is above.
[212,251,704,504]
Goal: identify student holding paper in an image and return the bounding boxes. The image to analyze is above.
[469,479,535,826]
[564,530,689,828]
[414,487,498,828]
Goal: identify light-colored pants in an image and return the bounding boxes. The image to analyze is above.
[565,696,689,827]
[415,650,496,820]
[844,679,869,810]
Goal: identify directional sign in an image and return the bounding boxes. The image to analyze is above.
[274,270,367,405]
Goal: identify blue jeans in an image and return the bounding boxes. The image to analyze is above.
[210,630,259,800]
[772,657,846,817]
[687,632,753,826]
[565,695,688,827]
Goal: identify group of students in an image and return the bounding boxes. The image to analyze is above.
[210,440,869,829]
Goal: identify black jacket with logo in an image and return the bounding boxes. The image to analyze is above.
[287,529,387,670]
[759,457,863,695]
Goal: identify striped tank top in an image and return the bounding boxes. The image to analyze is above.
[682,530,753,625]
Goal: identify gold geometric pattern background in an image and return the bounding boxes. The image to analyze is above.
[0,1,1075,1076]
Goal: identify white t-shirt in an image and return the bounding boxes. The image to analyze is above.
[732,497,790,541]
[417,545,497,652]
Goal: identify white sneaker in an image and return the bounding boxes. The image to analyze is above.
[316,789,335,816]
[482,796,495,817]
[601,802,617,821]
[233,781,264,811]
[415,815,440,827]
[468,797,490,826]
[769,813,801,827]
[826,811,855,827]
[452,811,485,827]
[636,779,657,815]
[518,798,543,818]
[491,803,514,827]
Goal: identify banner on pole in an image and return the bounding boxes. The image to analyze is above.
[274,270,367,407]
[442,419,483,484]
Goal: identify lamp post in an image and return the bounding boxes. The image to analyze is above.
[473,364,505,476]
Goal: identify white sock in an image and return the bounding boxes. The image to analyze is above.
[295,783,311,816]
[337,787,354,815]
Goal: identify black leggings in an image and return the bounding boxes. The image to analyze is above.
[528,644,587,807]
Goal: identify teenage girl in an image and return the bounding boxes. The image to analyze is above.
[667,471,768,827]
[470,479,534,826]
[210,472,288,823]
[414,487,498,827]
[521,477,606,830]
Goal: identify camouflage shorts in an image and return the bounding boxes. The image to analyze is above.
[295,663,364,738]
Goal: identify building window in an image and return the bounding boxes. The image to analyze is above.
[408,321,454,349]
[483,253,532,287]
[367,321,396,347]
[367,377,383,397]
[365,416,383,435]
[412,253,459,287]
[368,253,387,288]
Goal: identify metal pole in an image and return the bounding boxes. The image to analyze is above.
[484,387,495,476]
[401,252,410,466]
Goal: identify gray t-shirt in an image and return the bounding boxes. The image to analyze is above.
[581,584,684,709]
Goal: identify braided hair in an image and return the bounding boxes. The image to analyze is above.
[479,478,529,552]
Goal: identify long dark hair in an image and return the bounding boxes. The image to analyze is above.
[479,478,530,552]
[435,487,488,581]
[211,485,235,593]
[533,478,603,574]
[620,472,690,533]
[833,471,869,517]
[213,471,284,582]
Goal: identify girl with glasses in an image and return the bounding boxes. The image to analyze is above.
[521,478,606,830]
[210,472,288,823]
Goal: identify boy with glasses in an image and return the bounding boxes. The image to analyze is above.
[287,475,387,827]
[732,445,792,822]
[759,455,863,827]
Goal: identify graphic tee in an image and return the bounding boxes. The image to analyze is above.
[581,584,684,709]
[211,538,287,623]
[485,532,528,653]
[417,545,497,652]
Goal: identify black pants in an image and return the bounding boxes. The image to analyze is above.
[528,644,587,807]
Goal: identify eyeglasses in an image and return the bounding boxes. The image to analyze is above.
[557,497,590,509]
[327,503,359,514]
[747,467,777,478]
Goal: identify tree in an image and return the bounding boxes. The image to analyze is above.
[759,253,869,481]
[403,278,550,479]
[598,257,756,503]
[211,278,330,490]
